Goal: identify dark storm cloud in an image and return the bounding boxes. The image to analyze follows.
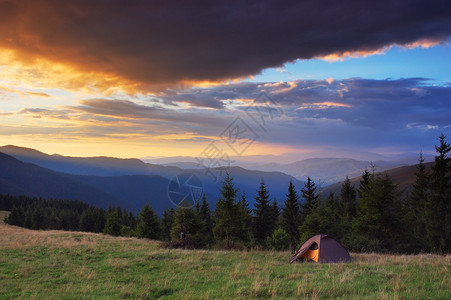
[0,0,450,87]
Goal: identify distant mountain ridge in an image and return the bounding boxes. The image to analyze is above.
[0,147,303,214]
[146,155,420,185]
[0,145,181,178]
[0,152,120,208]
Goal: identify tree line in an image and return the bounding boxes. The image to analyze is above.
[2,134,450,253]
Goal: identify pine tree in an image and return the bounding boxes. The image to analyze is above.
[241,192,253,230]
[238,192,254,247]
[137,204,161,239]
[409,152,429,247]
[358,169,372,199]
[47,209,60,230]
[60,210,70,231]
[199,194,214,245]
[341,176,357,220]
[195,199,201,214]
[122,208,130,227]
[324,192,344,237]
[67,210,79,231]
[128,211,137,232]
[253,179,274,246]
[120,209,135,236]
[300,177,319,222]
[171,205,205,248]
[93,209,106,233]
[115,206,123,223]
[24,207,33,229]
[80,209,96,232]
[353,174,402,251]
[282,180,301,247]
[31,207,45,229]
[213,173,245,248]
[161,208,175,241]
[271,198,280,228]
[6,206,23,226]
[299,192,344,246]
[104,206,122,236]
[427,133,451,252]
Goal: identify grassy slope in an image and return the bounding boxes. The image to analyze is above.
[0,211,449,299]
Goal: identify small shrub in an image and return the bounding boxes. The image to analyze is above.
[266,227,290,251]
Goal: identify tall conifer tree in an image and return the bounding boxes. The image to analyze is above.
[253,179,274,246]
[427,133,451,252]
[300,177,319,222]
[282,180,300,246]
[410,152,429,246]
[161,208,175,241]
[213,173,245,248]
[137,204,160,239]
[199,194,214,245]
[341,176,357,220]
[358,169,372,199]
[354,174,402,250]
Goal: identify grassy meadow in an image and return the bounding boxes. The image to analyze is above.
[0,211,450,299]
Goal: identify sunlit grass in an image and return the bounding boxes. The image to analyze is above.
[0,210,449,299]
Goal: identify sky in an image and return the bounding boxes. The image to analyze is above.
[0,0,450,160]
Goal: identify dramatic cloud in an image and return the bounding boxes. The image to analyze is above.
[10,78,451,152]
[0,0,450,91]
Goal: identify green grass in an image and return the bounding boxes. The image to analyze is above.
[0,210,450,299]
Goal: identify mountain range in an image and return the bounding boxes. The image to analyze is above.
[0,146,302,214]
[0,145,427,215]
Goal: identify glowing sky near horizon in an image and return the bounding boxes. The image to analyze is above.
[0,1,450,159]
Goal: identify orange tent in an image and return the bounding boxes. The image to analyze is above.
[290,234,351,263]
